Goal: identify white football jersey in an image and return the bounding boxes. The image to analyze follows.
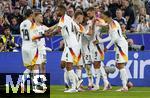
[108,20,126,42]
[72,20,87,47]
[58,14,80,48]
[100,20,128,49]
[20,19,38,47]
[36,25,49,51]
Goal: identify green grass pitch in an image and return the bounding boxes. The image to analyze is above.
[50,85,150,98]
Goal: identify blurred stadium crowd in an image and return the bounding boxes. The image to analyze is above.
[0,0,150,52]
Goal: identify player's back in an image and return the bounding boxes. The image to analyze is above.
[20,19,38,47]
[59,14,80,47]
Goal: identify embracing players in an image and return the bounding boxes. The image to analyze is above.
[20,9,52,93]
[20,9,43,93]
[50,5,95,92]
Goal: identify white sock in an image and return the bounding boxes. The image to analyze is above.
[32,69,39,75]
[67,70,77,89]
[32,69,40,87]
[85,66,93,86]
[120,68,128,88]
[95,68,100,88]
[88,76,94,87]
[76,69,82,80]
[100,66,109,85]
[73,71,79,85]
[21,69,31,87]
[63,68,69,86]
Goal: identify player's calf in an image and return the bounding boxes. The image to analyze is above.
[65,62,78,92]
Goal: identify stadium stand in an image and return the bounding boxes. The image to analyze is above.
[0,0,149,52]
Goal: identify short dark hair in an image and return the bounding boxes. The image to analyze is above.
[57,5,66,12]
[87,7,95,12]
[34,9,42,17]
[25,9,33,18]
[116,8,122,12]
[103,10,112,18]
[76,6,83,11]
[3,25,10,31]
[83,10,87,17]
[74,11,83,19]
[11,16,17,20]
[68,5,75,11]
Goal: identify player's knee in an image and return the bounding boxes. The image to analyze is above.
[93,61,100,69]
[33,64,39,70]
[85,65,91,70]
[77,65,82,69]
[60,61,66,69]
[42,62,46,65]
[116,63,125,69]
[26,66,32,70]
[42,64,45,69]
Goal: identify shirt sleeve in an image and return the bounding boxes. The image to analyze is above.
[58,16,65,28]
[75,24,87,34]
[100,35,111,43]
[43,25,49,31]
[83,20,93,34]
[79,25,87,34]
[106,40,114,49]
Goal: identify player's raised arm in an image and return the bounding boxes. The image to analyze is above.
[85,19,96,35]
[48,24,59,32]
[100,35,111,43]
[105,39,114,50]
[46,5,68,37]
[32,28,56,41]
[73,11,95,35]
[32,34,47,41]
[32,23,62,41]
[48,24,62,36]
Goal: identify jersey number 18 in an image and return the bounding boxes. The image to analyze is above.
[22,29,30,40]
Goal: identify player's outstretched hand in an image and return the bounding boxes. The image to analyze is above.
[45,31,53,37]
[93,40,99,45]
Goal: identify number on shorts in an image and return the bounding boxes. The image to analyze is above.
[117,54,119,60]
[85,55,88,60]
